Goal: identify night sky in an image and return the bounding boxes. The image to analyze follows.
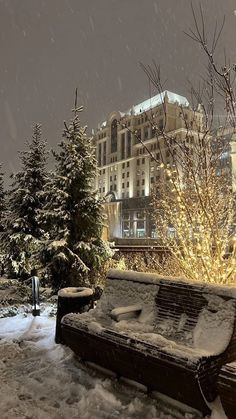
[0,0,235,179]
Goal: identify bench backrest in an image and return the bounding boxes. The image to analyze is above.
[105,270,236,355]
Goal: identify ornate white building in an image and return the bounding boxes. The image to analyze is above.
[94,91,203,242]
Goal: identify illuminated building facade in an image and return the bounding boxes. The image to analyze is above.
[94,91,203,242]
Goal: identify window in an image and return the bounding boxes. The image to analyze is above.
[127,161,130,167]
[98,143,102,166]
[142,158,145,164]
[110,175,112,181]
[127,172,129,177]
[127,181,129,187]
[142,190,145,196]
[103,169,105,174]
[136,220,145,238]
[167,226,176,239]
[122,192,125,198]
[122,173,125,179]
[137,190,140,197]
[127,131,131,157]
[126,191,129,198]
[144,126,149,139]
[136,211,144,219]
[103,142,106,165]
[103,187,105,192]
[122,183,125,188]
[137,159,140,166]
[137,180,140,186]
[114,184,117,191]
[151,177,154,184]
[111,119,118,153]
[114,175,117,181]
[121,133,125,159]
[142,179,145,185]
[122,162,125,169]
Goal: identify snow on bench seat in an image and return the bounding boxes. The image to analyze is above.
[61,269,236,416]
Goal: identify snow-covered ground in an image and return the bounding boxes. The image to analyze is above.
[0,305,225,419]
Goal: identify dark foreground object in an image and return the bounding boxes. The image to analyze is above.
[60,270,236,415]
[218,362,236,419]
[55,287,93,343]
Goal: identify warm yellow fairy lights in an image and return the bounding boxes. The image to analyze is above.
[152,127,236,284]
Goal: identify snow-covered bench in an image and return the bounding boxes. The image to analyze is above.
[60,269,236,415]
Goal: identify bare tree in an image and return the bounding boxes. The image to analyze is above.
[121,5,236,283]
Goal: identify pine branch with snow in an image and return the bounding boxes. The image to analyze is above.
[3,124,49,279]
[40,95,113,290]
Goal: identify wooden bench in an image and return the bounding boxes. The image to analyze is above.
[218,362,236,419]
[60,269,236,415]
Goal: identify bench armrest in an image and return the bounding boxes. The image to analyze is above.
[111,304,142,321]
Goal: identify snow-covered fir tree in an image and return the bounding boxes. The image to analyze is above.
[4,124,48,279]
[41,94,112,290]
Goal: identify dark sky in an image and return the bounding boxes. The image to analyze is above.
[0,0,235,179]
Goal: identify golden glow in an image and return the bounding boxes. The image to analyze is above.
[152,133,236,285]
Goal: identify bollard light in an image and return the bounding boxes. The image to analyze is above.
[31,271,40,317]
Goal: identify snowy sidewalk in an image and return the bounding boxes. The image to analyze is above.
[0,307,219,419]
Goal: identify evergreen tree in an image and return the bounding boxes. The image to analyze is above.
[42,93,112,290]
[5,124,48,279]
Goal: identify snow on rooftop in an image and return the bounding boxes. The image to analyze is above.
[97,90,189,129]
[127,90,189,116]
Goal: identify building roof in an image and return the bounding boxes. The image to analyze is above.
[127,90,189,116]
[97,90,189,130]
